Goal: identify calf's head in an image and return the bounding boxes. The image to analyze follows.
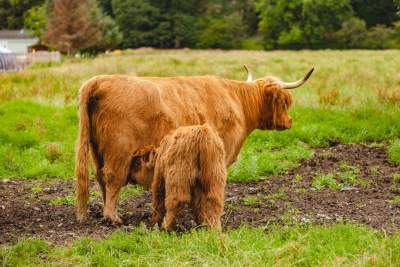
[129,145,157,189]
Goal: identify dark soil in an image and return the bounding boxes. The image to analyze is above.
[1,143,400,244]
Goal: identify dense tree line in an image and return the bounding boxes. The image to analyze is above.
[0,0,399,52]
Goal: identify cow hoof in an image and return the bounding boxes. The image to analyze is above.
[103,213,122,226]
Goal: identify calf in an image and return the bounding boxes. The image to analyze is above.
[130,124,226,230]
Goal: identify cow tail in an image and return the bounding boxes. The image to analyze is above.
[75,78,97,222]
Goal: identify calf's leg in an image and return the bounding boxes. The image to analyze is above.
[151,172,166,227]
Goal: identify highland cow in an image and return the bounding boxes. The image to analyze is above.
[76,67,313,224]
[130,124,226,230]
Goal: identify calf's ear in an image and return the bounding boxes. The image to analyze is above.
[145,150,156,169]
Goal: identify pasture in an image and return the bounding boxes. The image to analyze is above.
[1,49,400,266]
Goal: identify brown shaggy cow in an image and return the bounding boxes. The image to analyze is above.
[76,67,313,224]
[130,124,226,230]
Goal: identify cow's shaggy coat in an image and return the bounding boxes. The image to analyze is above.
[130,124,226,230]
[75,70,312,224]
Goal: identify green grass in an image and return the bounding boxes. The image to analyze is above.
[1,49,400,266]
[0,101,76,179]
[1,224,399,266]
[312,173,340,190]
[392,196,400,206]
[242,195,261,206]
[1,50,399,181]
[388,139,400,165]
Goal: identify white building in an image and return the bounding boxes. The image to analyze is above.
[0,30,38,54]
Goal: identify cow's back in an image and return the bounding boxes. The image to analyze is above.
[88,75,246,164]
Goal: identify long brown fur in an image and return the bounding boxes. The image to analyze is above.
[130,124,226,230]
[75,74,294,224]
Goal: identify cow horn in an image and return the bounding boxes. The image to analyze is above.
[244,64,253,82]
[282,68,314,89]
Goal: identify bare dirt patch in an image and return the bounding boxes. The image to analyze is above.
[1,143,400,244]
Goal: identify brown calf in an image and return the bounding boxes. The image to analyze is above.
[130,124,226,230]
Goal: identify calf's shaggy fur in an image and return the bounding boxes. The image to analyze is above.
[130,124,227,230]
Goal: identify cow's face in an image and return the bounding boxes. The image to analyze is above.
[129,146,156,189]
[259,78,293,131]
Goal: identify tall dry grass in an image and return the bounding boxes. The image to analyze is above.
[1,49,399,107]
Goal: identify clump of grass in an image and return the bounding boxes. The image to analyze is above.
[377,88,400,105]
[319,89,352,106]
[388,139,400,165]
[49,191,100,206]
[338,161,360,185]
[392,196,400,206]
[294,188,308,193]
[242,195,261,206]
[312,173,340,190]
[31,184,42,194]
[294,174,302,183]
[266,188,287,202]
[392,172,400,182]
[49,195,75,206]
[370,166,380,176]
[119,185,144,202]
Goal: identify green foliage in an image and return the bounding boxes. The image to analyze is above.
[257,0,352,49]
[351,0,398,27]
[2,224,400,266]
[197,13,245,49]
[302,0,353,48]
[388,139,400,165]
[312,173,340,190]
[86,0,122,52]
[0,0,44,29]
[336,17,368,48]
[23,4,47,40]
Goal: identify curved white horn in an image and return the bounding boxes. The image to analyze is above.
[244,64,253,82]
[282,68,314,89]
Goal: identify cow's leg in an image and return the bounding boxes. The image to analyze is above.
[151,173,166,227]
[91,151,106,204]
[102,156,129,225]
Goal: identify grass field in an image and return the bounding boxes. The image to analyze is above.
[1,49,400,266]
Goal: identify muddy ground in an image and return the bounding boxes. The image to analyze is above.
[1,143,400,244]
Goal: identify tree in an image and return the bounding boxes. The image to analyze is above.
[197,12,246,49]
[0,0,44,29]
[23,4,47,41]
[112,0,161,48]
[351,0,398,27]
[336,17,368,48]
[302,0,353,48]
[256,0,353,49]
[44,0,102,54]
